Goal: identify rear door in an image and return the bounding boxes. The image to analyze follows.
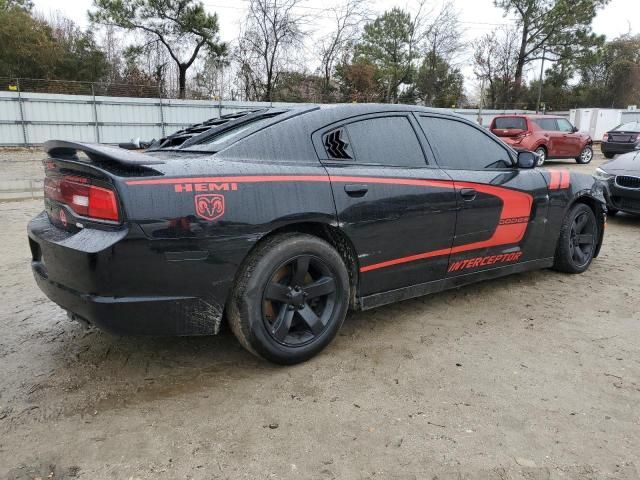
[315,113,457,297]
[416,114,550,276]
[532,118,561,156]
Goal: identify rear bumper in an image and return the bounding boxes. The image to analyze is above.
[601,142,638,155]
[31,264,218,335]
[28,212,224,335]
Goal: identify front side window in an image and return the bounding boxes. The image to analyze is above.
[556,119,574,132]
[418,116,513,170]
[343,116,426,168]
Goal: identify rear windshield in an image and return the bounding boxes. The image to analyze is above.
[494,117,526,130]
[201,116,277,146]
[613,122,640,132]
[184,113,283,150]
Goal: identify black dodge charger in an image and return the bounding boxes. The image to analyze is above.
[29,105,606,364]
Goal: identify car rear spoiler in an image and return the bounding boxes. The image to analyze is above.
[44,140,165,166]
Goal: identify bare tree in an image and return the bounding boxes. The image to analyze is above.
[421,2,463,65]
[237,0,306,102]
[317,0,369,97]
[473,27,520,108]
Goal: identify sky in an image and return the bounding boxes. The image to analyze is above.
[31,0,640,93]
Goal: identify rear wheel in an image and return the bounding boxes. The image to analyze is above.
[534,146,547,167]
[576,145,593,164]
[227,233,350,364]
[553,203,598,274]
[607,207,618,216]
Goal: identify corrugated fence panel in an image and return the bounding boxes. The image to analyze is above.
[0,91,576,146]
[97,96,161,125]
[28,123,96,144]
[100,125,162,144]
[162,99,220,126]
[22,92,95,122]
[0,95,22,121]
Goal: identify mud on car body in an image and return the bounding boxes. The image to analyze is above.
[28,105,606,364]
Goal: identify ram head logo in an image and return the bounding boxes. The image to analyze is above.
[194,194,225,221]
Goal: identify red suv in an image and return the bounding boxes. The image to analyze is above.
[490,115,593,166]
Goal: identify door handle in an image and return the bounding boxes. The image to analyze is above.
[344,184,368,197]
[460,188,477,201]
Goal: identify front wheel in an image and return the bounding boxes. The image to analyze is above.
[576,145,593,164]
[227,233,350,364]
[553,203,598,274]
[603,152,615,159]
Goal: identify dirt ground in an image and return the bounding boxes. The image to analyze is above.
[0,152,639,480]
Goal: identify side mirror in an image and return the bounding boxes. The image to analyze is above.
[517,151,537,169]
[572,126,579,133]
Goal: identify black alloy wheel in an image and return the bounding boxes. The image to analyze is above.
[227,233,349,364]
[553,203,598,274]
[568,210,597,268]
[262,255,337,346]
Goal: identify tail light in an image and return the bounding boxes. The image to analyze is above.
[602,133,609,142]
[516,131,532,138]
[44,175,120,222]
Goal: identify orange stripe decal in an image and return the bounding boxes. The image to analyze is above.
[546,169,571,190]
[126,174,534,273]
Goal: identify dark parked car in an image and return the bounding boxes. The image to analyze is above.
[594,150,640,215]
[490,115,593,166]
[601,121,640,158]
[29,105,606,364]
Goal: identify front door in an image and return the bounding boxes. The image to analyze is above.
[556,118,582,157]
[415,114,550,276]
[315,113,458,297]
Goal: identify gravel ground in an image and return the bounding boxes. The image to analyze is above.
[0,148,44,183]
[0,153,639,479]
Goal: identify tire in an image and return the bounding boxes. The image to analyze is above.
[227,233,350,364]
[576,145,593,164]
[534,146,547,167]
[607,207,618,216]
[553,203,598,274]
[603,152,615,159]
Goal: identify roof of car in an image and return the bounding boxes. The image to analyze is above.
[493,114,564,119]
[149,104,470,152]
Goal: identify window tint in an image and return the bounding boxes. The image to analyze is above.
[556,119,574,132]
[345,116,426,167]
[418,116,513,170]
[533,118,558,131]
[494,117,527,130]
[614,122,640,132]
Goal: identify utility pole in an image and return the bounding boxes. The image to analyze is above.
[477,78,486,126]
[536,46,546,114]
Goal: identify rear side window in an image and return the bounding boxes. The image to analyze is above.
[343,116,426,167]
[494,117,527,130]
[418,116,513,170]
[532,118,558,131]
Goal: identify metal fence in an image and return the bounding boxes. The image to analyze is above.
[0,77,574,146]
